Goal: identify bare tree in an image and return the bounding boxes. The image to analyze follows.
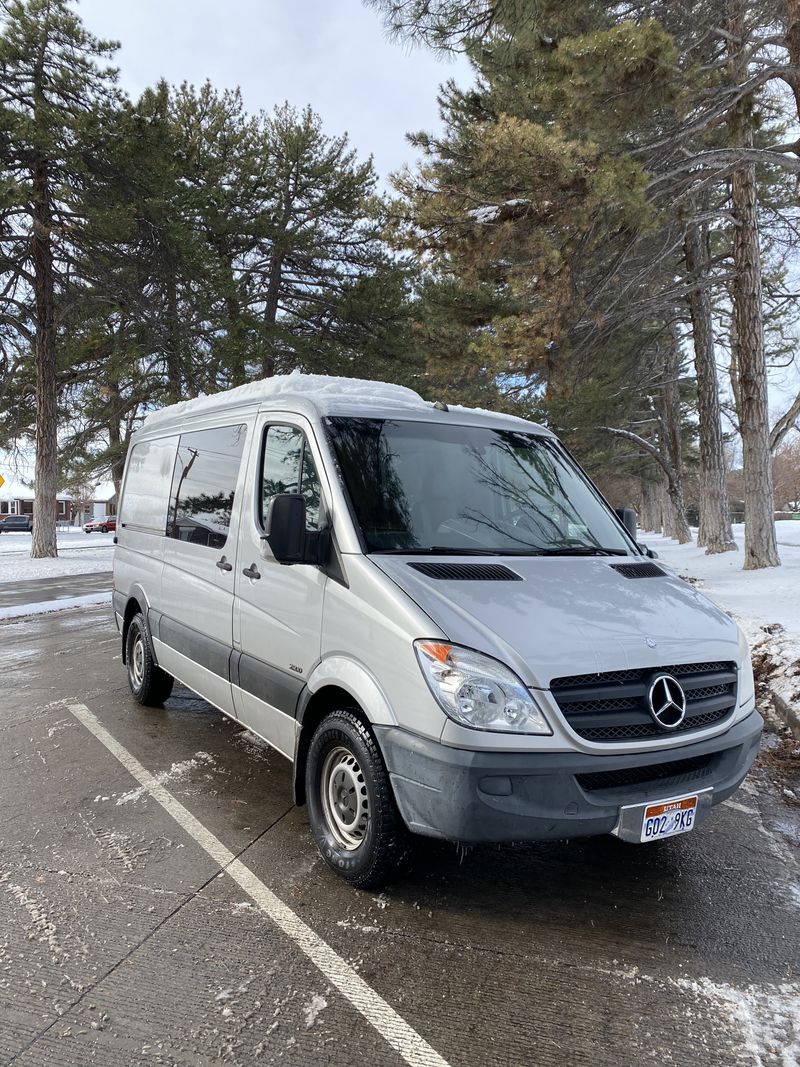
[684,221,737,553]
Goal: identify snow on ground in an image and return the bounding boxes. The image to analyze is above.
[0,592,112,621]
[0,527,113,583]
[646,522,800,714]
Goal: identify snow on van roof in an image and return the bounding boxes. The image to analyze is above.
[142,372,426,428]
[141,370,551,434]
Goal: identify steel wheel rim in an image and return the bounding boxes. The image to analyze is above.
[320,745,369,850]
[130,632,145,688]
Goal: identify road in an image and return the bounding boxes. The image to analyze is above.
[0,572,111,611]
[1,601,798,1066]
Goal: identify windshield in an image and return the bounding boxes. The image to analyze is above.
[326,418,633,556]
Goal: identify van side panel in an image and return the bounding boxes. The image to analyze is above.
[157,420,252,719]
[319,556,447,741]
[115,435,179,628]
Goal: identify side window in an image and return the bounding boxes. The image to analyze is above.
[167,424,247,549]
[121,437,178,532]
[261,425,322,531]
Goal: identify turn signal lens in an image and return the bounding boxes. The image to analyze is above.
[414,641,552,734]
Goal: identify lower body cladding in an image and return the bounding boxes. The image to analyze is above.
[375,711,763,844]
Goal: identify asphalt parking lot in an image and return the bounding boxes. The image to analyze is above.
[1,601,799,1066]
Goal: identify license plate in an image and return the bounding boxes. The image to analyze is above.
[641,795,699,842]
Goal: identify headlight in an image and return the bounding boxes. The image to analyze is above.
[414,641,552,734]
[737,626,755,708]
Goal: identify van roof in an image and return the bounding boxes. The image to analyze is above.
[140,372,553,436]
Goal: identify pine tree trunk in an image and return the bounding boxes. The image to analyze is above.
[31,153,58,559]
[107,377,126,498]
[261,251,284,378]
[165,272,182,403]
[640,479,664,532]
[657,327,691,543]
[727,4,780,569]
[684,222,736,553]
[785,0,800,119]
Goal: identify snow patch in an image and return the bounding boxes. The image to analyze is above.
[335,918,380,933]
[0,591,111,621]
[673,976,800,1067]
[1,874,64,959]
[142,370,429,429]
[0,592,112,620]
[303,993,328,1028]
[115,752,216,805]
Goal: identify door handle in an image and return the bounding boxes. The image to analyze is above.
[242,563,261,580]
[216,556,233,572]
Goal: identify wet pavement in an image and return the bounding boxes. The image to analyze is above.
[0,602,798,1067]
[0,573,112,610]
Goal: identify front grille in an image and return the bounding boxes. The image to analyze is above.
[550,661,737,743]
[576,754,715,792]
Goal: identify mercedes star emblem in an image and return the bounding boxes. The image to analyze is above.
[647,674,687,730]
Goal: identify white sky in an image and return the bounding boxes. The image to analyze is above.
[73,0,472,186]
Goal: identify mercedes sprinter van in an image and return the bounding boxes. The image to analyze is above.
[113,373,762,887]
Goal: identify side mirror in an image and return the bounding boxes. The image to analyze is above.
[615,507,638,541]
[264,493,331,566]
[638,543,659,559]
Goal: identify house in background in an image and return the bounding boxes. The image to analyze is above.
[91,481,117,521]
[0,476,73,521]
[0,459,117,526]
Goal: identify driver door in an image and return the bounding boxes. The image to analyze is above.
[232,416,328,758]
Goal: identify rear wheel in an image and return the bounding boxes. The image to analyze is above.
[306,709,412,889]
[126,612,174,706]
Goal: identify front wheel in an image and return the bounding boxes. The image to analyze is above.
[126,612,174,706]
[306,709,412,889]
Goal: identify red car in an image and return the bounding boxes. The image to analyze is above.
[84,516,117,533]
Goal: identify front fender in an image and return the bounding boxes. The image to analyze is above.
[304,656,397,726]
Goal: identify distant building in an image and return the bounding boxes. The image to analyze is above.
[90,482,118,521]
[0,473,117,525]
[0,477,72,520]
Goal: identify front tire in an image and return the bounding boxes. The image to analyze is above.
[306,709,412,889]
[126,612,174,706]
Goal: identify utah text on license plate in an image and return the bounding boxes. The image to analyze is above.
[641,795,699,842]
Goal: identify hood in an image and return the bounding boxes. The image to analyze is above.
[370,555,739,688]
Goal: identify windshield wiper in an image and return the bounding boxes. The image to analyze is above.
[371,546,500,555]
[532,546,629,556]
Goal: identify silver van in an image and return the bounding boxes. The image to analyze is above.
[113,374,762,887]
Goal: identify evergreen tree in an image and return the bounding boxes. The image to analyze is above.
[0,0,119,556]
[370,0,800,567]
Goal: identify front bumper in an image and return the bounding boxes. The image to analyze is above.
[375,710,763,843]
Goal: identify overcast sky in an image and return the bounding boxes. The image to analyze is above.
[74,0,471,187]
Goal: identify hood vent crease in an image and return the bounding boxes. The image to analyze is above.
[407,561,523,581]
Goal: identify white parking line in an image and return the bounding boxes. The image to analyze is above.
[66,702,450,1067]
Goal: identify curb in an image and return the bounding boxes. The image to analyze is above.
[772,690,800,741]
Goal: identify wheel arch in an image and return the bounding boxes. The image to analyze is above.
[292,669,391,806]
[120,584,152,664]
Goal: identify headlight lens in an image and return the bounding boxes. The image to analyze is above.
[414,641,552,734]
[737,626,755,708]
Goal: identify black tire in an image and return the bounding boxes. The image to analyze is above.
[306,709,412,889]
[100,525,107,533]
[125,611,174,706]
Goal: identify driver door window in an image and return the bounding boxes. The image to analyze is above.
[261,425,322,531]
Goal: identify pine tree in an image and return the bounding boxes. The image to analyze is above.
[0,0,119,556]
[369,0,800,566]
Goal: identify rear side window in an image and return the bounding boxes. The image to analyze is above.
[261,425,322,530]
[121,437,178,532]
[167,424,247,549]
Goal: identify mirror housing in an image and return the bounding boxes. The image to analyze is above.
[638,543,659,559]
[264,493,331,566]
[615,507,638,541]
